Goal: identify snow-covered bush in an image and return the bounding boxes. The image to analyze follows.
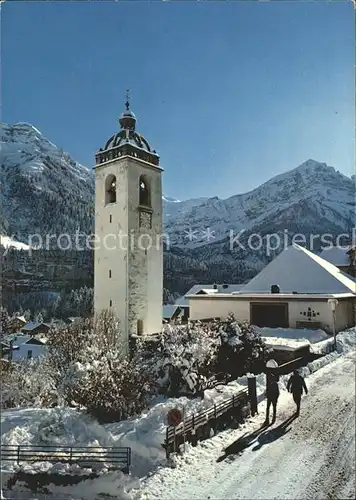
[212,314,272,378]
[47,309,154,422]
[134,315,271,398]
[134,320,219,397]
[1,358,57,409]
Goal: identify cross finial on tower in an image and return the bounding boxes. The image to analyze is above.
[125,89,130,111]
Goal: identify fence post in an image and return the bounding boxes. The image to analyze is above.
[213,404,217,433]
[165,427,170,459]
[183,406,186,453]
[17,445,20,465]
[247,375,258,416]
[173,426,176,455]
[192,415,197,447]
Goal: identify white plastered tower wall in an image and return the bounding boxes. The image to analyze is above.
[94,100,163,351]
[94,160,129,351]
[126,158,163,338]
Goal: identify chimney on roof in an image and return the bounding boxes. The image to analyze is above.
[271,284,280,294]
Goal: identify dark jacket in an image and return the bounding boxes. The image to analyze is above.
[287,374,308,395]
[266,372,280,401]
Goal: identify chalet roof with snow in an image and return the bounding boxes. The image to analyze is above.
[8,315,26,324]
[21,321,50,332]
[3,334,47,346]
[319,246,354,267]
[240,244,356,295]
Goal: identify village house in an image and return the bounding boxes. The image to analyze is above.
[187,244,356,333]
[2,335,47,361]
[7,315,27,334]
[21,321,51,336]
[164,284,245,323]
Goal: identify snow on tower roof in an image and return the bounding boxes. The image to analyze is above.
[240,244,356,295]
[319,245,353,267]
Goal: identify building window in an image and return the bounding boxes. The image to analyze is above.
[27,350,33,360]
[137,319,144,335]
[109,300,112,307]
[109,270,112,278]
[105,174,117,204]
[139,175,151,207]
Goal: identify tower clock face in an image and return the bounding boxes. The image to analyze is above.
[139,210,152,229]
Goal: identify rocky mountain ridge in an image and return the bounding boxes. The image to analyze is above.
[1,122,355,307]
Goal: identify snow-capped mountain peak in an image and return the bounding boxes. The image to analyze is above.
[0,122,94,239]
[164,160,355,248]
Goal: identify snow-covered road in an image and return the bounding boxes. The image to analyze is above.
[138,351,356,500]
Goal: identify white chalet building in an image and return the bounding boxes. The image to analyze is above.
[188,244,356,333]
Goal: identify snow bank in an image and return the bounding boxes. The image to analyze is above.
[105,379,252,477]
[278,327,356,389]
[1,382,255,478]
[44,471,139,500]
[258,326,330,346]
[1,407,115,450]
[2,328,355,499]
[2,469,139,500]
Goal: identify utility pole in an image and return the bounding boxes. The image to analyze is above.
[328,299,339,349]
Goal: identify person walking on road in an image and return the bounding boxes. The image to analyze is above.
[287,369,308,415]
[265,371,280,425]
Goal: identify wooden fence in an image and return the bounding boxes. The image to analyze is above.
[272,351,327,376]
[0,445,131,473]
[163,350,328,458]
[164,388,251,458]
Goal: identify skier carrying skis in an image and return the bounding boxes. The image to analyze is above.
[287,369,308,415]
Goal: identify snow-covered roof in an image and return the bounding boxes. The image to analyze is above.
[185,284,245,296]
[22,321,50,331]
[163,305,179,319]
[4,334,47,346]
[5,334,32,346]
[9,315,26,324]
[319,246,354,267]
[188,292,354,299]
[257,327,330,345]
[174,296,189,307]
[25,337,46,346]
[241,244,356,295]
[199,289,218,295]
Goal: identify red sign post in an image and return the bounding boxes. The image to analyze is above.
[167,408,182,427]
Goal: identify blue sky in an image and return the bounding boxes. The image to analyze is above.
[2,0,354,200]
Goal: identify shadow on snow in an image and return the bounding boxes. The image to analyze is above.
[217,413,299,463]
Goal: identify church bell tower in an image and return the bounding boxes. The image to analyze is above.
[94,92,163,351]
